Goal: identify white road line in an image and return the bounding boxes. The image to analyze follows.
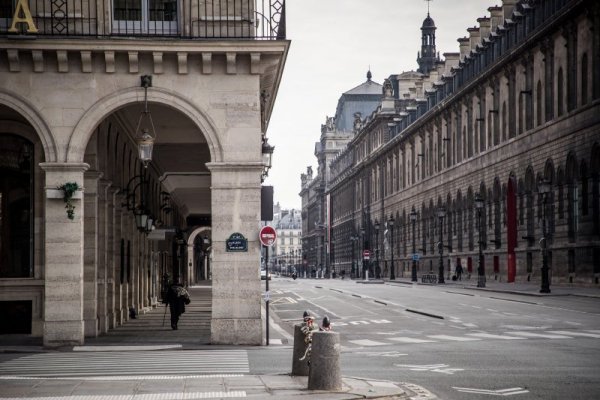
[0,375,245,381]
[548,330,600,338]
[74,345,182,352]
[466,333,526,340]
[0,392,247,400]
[427,335,481,342]
[348,339,388,346]
[389,337,437,344]
[507,331,572,339]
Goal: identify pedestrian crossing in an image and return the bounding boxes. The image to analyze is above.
[348,330,600,347]
[0,350,249,378]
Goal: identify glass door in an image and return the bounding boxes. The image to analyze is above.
[113,0,177,35]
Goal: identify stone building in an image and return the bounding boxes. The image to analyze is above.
[269,204,302,275]
[300,73,382,277]
[0,0,288,346]
[317,0,600,286]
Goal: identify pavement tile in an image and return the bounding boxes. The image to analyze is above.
[259,375,307,390]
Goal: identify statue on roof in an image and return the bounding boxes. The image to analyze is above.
[383,78,394,98]
[326,116,335,131]
[353,112,363,132]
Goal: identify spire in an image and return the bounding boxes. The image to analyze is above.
[417,2,438,75]
[366,69,372,81]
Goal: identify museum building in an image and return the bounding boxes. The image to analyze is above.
[0,0,288,346]
[304,0,600,286]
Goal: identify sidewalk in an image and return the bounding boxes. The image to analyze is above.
[0,374,436,399]
[385,276,600,298]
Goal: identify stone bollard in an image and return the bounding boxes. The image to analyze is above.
[291,324,310,376]
[308,331,342,391]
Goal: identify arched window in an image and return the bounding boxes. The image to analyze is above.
[582,53,588,106]
[557,67,564,116]
[0,134,34,278]
[591,144,600,235]
[518,92,524,135]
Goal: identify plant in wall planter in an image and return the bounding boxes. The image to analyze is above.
[58,182,79,220]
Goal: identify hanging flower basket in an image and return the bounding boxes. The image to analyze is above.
[58,182,79,220]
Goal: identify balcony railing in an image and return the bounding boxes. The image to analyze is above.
[1,0,285,39]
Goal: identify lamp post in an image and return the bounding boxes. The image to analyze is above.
[360,227,366,279]
[374,220,380,279]
[350,234,358,279]
[437,207,446,284]
[538,180,551,293]
[389,216,395,280]
[410,208,418,282]
[475,194,486,288]
[261,137,274,182]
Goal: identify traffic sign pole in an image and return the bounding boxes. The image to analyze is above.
[259,226,277,346]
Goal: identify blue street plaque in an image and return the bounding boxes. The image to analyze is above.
[412,253,420,261]
[226,232,248,252]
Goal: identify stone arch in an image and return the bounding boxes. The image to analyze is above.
[187,226,213,284]
[67,87,224,163]
[0,91,57,162]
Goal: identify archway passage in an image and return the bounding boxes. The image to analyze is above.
[507,177,517,282]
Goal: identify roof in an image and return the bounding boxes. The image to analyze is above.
[343,79,382,95]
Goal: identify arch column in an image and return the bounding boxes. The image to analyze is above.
[207,161,263,345]
[97,179,112,333]
[83,170,102,337]
[40,162,89,347]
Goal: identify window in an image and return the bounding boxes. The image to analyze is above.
[113,0,178,34]
[0,134,34,278]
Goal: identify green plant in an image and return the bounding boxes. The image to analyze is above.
[58,182,79,220]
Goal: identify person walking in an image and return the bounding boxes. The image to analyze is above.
[165,279,190,330]
[455,260,463,281]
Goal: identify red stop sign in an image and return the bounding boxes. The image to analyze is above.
[259,226,277,246]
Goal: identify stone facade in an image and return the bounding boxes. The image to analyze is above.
[309,0,600,286]
[0,1,288,346]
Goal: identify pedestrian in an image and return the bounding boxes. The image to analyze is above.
[455,260,463,281]
[165,279,190,330]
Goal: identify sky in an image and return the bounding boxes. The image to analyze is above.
[264,0,496,210]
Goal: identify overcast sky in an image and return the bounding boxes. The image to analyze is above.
[264,0,495,209]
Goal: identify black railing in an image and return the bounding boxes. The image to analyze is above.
[1,0,285,39]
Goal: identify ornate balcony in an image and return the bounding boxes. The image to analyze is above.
[1,0,285,39]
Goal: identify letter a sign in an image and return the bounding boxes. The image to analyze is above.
[9,0,39,33]
[259,226,277,247]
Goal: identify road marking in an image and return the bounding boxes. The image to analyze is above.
[507,331,572,339]
[395,363,463,374]
[466,333,526,340]
[0,374,245,381]
[564,321,582,326]
[587,330,600,334]
[427,335,481,342]
[462,323,479,328]
[349,320,370,325]
[357,351,407,357]
[548,330,600,338]
[453,386,529,396]
[348,339,388,346]
[0,393,247,399]
[389,337,437,344]
[73,345,182,351]
[371,319,392,324]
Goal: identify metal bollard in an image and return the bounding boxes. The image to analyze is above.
[291,324,310,376]
[307,331,342,391]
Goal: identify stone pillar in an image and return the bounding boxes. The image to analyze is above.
[308,331,342,391]
[97,179,111,333]
[291,324,310,376]
[40,162,89,347]
[106,187,118,329]
[83,171,102,337]
[114,193,125,325]
[207,162,263,345]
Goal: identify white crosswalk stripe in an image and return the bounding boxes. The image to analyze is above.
[548,330,600,338]
[389,337,437,344]
[0,350,249,377]
[507,331,572,339]
[348,339,388,346]
[427,335,481,342]
[466,333,526,340]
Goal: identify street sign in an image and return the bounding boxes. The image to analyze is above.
[412,253,420,261]
[259,225,277,246]
[363,249,371,260]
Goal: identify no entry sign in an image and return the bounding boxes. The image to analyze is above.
[259,225,277,247]
[362,249,371,260]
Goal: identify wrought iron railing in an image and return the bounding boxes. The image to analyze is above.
[0,0,285,39]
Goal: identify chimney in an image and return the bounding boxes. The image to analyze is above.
[478,17,491,41]
[502,0,518,20]
[488,6,503,32]
[467,27,481,51]
[458,37,471,61]
[443,52,460,74]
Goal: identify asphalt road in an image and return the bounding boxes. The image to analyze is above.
[260,276,600,400]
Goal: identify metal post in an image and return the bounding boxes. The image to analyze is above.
[475,194,485,288]
[539,180,551,293]
[264,244,270,345]
[438,208,446,284]
[374,220,380,279]
[390,217,395,280]
[410,208,417,282]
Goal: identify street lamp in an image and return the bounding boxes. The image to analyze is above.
[135,75,156,168]
[360,227,366,279]
[374,220,380,279]
[538,180,552,293]
[261,137,274,182]
[410,208,418,282]
[474,194,486,288]
[437,207,446,284]
[350,234,358,279]
[389,216,395,280]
